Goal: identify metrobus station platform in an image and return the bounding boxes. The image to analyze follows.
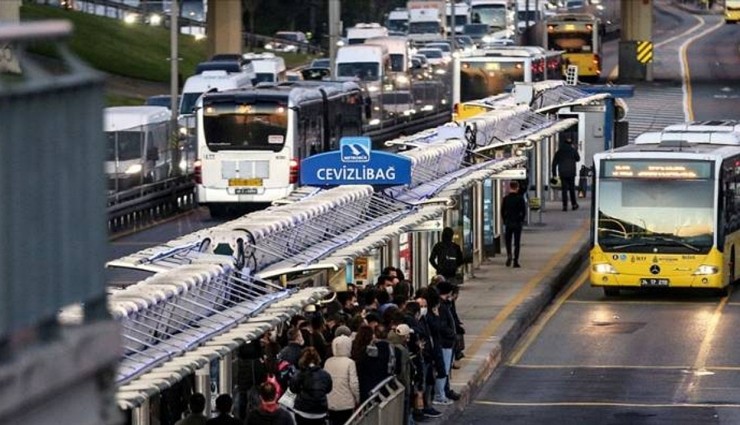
[432,198,591,424]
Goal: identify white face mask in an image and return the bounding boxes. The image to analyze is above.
[419,307,428,317]
[386,286,394,295]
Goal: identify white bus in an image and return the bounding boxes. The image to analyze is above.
[195,81,366,216]
[452,46,563,105]
[179,62,255,116]
[104,106,172,192]
[470,0,517,33]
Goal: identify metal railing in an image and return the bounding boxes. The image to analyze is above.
[346,376,406,425]
[107,174,196,233]
[0,20,108,339]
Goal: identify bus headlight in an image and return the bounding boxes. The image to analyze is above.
[693,265,719,275]
[125,164,143,175]
[592,263,617,274]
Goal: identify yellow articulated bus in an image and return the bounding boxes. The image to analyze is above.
[590,121,740,296]
[544,13,601,81]
[726,0,740,24]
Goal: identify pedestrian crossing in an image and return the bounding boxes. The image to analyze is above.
[625,82,687,141]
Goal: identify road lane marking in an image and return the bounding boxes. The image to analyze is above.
[568,299,720,305]
[462,220,590,365]
[679,16,726,120]
[508,268,588,365]
[508,364,690,370]
[109,209,198,241]
[692,290,731,372]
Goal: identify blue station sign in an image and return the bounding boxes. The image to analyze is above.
[301,136,412,186]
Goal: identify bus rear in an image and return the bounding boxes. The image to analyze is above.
[196,90,296,214]
[726,0,740,23]
[545,14,600,80]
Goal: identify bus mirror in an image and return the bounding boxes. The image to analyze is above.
[146,147,160,161]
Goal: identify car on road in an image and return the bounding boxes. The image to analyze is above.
[265,31,308,53]
[416,47,446,67]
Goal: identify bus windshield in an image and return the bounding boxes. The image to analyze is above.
[597,179,715,254]
[203,101,288,152]
[548,31,594,53]
[107,131,142,161]
[471,6,507,30]
[180,92,202,115]
[459,60,525,102]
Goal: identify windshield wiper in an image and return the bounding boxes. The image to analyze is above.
[651,236,701,252]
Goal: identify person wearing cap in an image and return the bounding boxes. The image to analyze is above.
[552,137,581,211]
[324,335,359,425]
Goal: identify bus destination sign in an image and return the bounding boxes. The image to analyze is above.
[603,160,712,179]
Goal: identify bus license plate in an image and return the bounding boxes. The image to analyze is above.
[640,278,669,287]
[228,178,262,187]
[235,188,259,195]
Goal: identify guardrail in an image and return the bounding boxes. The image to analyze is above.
[367,109,453,148]
[243,32,324,55]
[346,376,406,425]
[107,174,196,234]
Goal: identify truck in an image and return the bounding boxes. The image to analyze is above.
[387,8,410,33]
[470,0,518,34]
[407,0,446,45]
[446,2,471,35]
[346,23,389,45]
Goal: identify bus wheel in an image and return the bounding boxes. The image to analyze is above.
[208,204,225,218]
[714,286,729,297]
[603,287,620,297]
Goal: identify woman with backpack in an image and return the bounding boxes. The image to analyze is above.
[289,347,333,425]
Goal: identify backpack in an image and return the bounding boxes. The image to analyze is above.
[437,243,460,277]
[276,360,298,391]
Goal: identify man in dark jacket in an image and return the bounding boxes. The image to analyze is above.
[247,382,295,425]
[552,138,581,211]
[290,347,333,424]
[429,227,464,284]
[501,180,527,268]
[206,394,241,425]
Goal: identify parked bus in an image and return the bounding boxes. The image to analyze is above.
[195,82,366,216]
[590,121,740,296]
[544,13,602,81]
[104,106,172,192]
[726,0,740,23]
[452,46,563,106]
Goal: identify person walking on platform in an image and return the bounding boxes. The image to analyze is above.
[429,227,464,285]
[552,138,581,211]
[175,393,207,425]
[501,180,526,268]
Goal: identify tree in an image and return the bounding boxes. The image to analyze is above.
[243,0,262,50]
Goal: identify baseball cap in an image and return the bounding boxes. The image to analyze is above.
[395,324,414,337]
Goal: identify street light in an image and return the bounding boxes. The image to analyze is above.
[149,13,162,26]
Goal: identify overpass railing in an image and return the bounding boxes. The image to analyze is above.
[0,20,109,339]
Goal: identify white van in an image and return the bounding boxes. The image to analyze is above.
[346,23,389,45]
[365,36,410,89]
[335,44,390,94]
[179,63,255,116]
[104,106,172,191]
[243,52,287,84]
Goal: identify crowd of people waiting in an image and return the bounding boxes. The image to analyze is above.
[174,266,466,425]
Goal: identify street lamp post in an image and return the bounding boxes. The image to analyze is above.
[170,0,181,175]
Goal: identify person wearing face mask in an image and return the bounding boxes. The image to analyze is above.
[404,300,436,421]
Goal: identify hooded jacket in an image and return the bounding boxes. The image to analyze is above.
[324,335,360,411]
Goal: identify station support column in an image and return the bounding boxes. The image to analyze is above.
[206,0,243,58]
[619,0,653,81]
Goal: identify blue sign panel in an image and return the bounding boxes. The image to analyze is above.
[301,136,412,186]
